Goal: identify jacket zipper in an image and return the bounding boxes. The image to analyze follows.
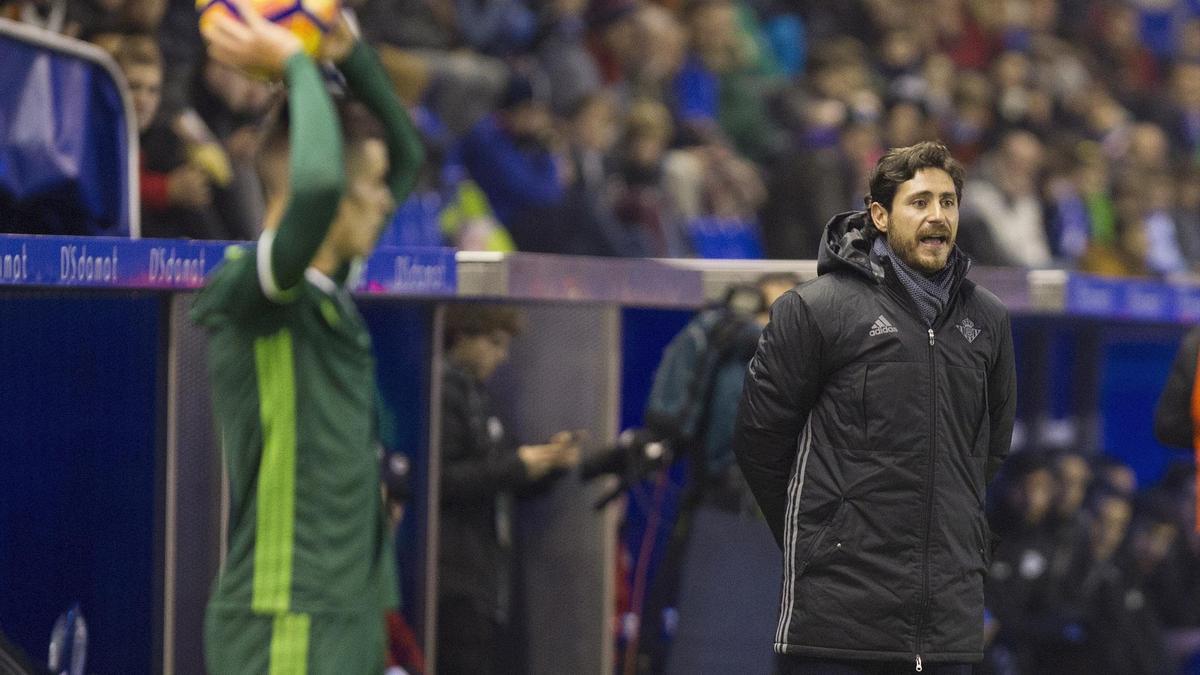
[916,328,936,671]
[878,256,961,672]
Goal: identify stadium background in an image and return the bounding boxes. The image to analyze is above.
[3,0,1200,673]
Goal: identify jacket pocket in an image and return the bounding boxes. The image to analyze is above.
[972,512,993,573]
[798,499,846,576]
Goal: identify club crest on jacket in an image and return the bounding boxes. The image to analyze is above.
[957,318,981,343]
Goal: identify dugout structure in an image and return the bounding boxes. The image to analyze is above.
[0,234,1195,673]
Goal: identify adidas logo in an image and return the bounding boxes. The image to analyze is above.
[868,315,898,337]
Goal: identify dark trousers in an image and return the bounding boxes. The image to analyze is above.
[777,654,974,675]
[436,595,510,675]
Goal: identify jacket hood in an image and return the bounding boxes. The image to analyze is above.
[817,210,885,281]
[816,209,973,288]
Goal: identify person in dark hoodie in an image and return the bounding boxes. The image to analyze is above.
[733,140,1017,674]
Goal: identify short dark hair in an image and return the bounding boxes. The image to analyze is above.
[443,304,525,347]
[865,141,965,212]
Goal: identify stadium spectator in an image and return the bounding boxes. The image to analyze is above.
[458,72,569,253]
[2,0,163,36]
[535,0,603,116]
[183,55,275,239]
[552,92,636,255]
[627,3,687,102]
[24,0,1200,268]
[985,451,1088,673]
[673,0,783,162]
[358,0,508,136]
[494,90,632,256]
[760,98,857,260]
[662,126,765,236]
[961,129,1052,268]
[108,33,227,239]
[610,98,689,257]
[1091,2,1162,108]
[587,0,643,86]
[944,69,996,166]
[1044,141,1118,266]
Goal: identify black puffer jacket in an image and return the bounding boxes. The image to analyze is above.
[734,211,1017,667]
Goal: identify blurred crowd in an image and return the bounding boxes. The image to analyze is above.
[4,0,1200,269]
[982,449,1200,673]
[11,0,1200,268]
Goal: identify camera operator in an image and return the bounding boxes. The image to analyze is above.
[632,272,798,674]
[436,303,580,675]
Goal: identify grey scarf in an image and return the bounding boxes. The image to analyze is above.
[872,237,962,327]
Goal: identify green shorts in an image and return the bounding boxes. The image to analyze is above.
[204,607,384,675]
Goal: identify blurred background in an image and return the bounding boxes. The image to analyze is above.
[4,1,1200,674]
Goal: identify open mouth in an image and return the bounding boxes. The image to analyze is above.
[919,234,949,247]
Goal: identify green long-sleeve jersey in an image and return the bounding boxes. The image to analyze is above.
[192,44,422,616]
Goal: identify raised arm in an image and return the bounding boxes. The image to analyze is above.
[327,19,424,206]
[203,0,345,296]
[266,53,345,293]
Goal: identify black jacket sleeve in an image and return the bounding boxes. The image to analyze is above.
[1154,327,1200,449]
[733,291,825,548]
[440,376,528,502]
[986,310,1018,485]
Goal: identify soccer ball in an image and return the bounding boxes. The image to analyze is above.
[196,0,339,58]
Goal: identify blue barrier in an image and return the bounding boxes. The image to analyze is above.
[0,294,159,674]
[1065,273,1200,324]
[0,234,458,295]
[685,217,764,260]
[0,19,137,237]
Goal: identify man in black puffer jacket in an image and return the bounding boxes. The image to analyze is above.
[734,141,1017,674]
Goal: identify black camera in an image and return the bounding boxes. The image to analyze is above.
[579,428,672,509]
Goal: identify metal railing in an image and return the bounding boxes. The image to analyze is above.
[0,17,141,238]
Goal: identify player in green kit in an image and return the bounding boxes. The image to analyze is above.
[191,2,423,672]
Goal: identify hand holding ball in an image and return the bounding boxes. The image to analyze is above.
[198,0,340,77]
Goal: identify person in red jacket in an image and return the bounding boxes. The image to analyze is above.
[112,35,221,238]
